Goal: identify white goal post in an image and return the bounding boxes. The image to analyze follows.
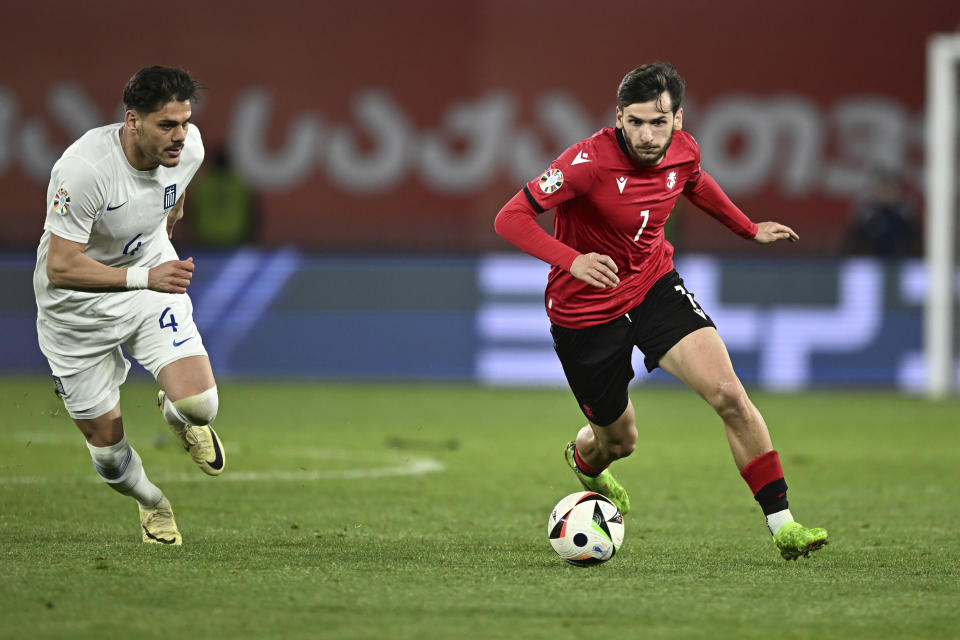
[924,33,960,398]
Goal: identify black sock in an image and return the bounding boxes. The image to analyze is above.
[753,477,789,516]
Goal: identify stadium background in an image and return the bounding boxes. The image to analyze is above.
[1,0,958,390]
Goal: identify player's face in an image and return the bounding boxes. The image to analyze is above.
[126,100,192,170]
[616,93,682,167]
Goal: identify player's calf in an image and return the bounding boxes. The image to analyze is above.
[87,435,164,506]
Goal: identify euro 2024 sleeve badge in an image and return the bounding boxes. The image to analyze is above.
[53,187,71,215]
[539,168,564,194]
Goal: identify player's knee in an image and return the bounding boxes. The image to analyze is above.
[710,381,752,423]
[172,386,219,426]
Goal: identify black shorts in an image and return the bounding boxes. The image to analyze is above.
[550,270,715,427]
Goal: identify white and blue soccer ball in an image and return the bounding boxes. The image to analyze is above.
[547,491,624,566]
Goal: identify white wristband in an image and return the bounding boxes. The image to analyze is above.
[125,266,150,290]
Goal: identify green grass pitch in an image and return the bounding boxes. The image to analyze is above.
[1,378,958,639]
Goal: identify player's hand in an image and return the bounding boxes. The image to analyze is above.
[752,221,799,244]
[166,204,184,239]
[148,257,195,293]
[570,253,620,289]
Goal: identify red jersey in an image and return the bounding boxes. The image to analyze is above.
[495,126,758,328]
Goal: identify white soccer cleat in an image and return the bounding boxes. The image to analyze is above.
[158,391,226,476]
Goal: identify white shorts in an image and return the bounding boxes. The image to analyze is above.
[38,290,208,420]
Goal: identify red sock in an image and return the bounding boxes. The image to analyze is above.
[573,446,607,477]
[740,450,789,515]
[740,450,783,493]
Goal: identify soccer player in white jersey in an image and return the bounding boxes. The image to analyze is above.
[34,66,226,546]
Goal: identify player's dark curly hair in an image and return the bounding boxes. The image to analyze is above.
[617,62,685,114]
[122,66,203,114]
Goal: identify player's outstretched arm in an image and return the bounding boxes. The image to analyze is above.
[752,221,799,244]
[495,193,619,289]
[46,233,195,293]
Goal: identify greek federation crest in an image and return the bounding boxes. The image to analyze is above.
[53,187,71,215]
[539,168,564,193]
[163,184,177,209]
[666,170,677,190]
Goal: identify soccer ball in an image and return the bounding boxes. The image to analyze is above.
[547,491,624,566]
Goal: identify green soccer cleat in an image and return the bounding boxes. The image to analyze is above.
[139,496,182,546]
[159,391,226,476]
[773,521,829,560]
[564,441,631,516]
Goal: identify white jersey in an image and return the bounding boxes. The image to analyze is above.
[34,123,204,326]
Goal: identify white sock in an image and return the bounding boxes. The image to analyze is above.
[86,436,163,508]
[161,386,218,427]
[161,394,189,428]
[766,508,795,536]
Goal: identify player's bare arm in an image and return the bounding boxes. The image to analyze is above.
[46,233,195,293]
[570,253,620,289]
[752,221,799,244]
[166,192,186,239]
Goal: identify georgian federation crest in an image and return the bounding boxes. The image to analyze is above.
[539,168,564,194]
[666,170,677,190]
[53,187,71,215]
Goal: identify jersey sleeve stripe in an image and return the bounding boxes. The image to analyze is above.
[522,185,546,214]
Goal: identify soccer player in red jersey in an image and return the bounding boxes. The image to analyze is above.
[494,62,828,560]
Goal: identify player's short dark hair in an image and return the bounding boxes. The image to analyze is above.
[617,62,685,114]
[122,66,203,114]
